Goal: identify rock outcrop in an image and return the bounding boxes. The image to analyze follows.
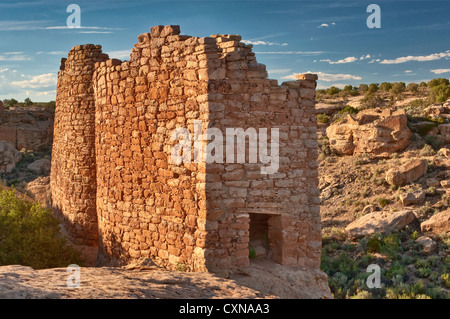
[420,210,450,235]
[385,158,427,186]
[345,209,417,239]
[0,107,54,151]
[0,140,22,173]
[399,190,426,206]
[27,158,51,175]
[0,262,332,299]
[326,108,411,157]
[26,176,51,208]
[438,123,450,144]
[415,236,437,254]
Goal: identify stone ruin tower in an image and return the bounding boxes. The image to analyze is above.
[51,25,322,272]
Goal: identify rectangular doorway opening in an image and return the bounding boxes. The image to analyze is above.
[248,213,282,264]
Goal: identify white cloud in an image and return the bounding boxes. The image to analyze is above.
[108,50,131,59]
[34,90,57,97]
[430,68,450,74]
[281,71,362,82]
[268,68,291,74]
[0,69,57,101]
[254,51,325,55]
[320,56,357,64]
[320,54,371,64]
[11,73,57,89]
[45,26,115,30]
[405,70,413,73]
[0,52,31,61]
[78,31,113,34]
[380,50,450,64]
[243,40,288,46]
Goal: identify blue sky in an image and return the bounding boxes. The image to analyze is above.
[0,0,449,101]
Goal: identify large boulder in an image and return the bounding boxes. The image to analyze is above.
[0,141,22,173]
[399,190,425,206]
[420,210,450,235]
[27,158,51,175]
[326,109,411,157]
[345,209,417,239]
[415,236,437,254]
[385,158,427,186]
[26,176,51,208]
[324,124,354,155]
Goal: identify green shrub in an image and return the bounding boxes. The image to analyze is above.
[360,94,384,109]
[424,135,443,150]
[249,247,256,259]
[441,273,450,288]
[377,198,390,208]
[379,82,392,92]
[419,143,436,156]
[390,82,406,94]
[381,233,400,258]
[0,189,83,269]
[367,234,382,253]
[327,86,341,96]
[429,83,450,103]
[406,83,419,93]
[427,78,449,88]
[338,105,359,115]
[368,83,379,94]
[317,113,330,124]
[417,123,438,137]
[386,261,407,279]
[359,84,369,93]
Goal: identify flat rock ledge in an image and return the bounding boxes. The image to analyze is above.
[0,263,331,299]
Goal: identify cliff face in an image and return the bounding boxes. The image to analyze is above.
[0,107,54,151]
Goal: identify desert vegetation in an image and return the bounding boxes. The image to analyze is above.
[317,77,450,299]
[0,187,83,269]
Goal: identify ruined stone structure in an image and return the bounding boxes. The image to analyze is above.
[51,25,321,272]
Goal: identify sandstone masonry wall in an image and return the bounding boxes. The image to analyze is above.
[51,45,108,248]
[52,25,321,272]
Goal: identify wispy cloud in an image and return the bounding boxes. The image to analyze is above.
[243,40,288,46]
[281,71,361,82]
[11,73,57,89]
[320,54,371,64]
[430,68,450,74]
[254,51,325,55]
[380,50,450,64]
[0,20,51,31]
[320,56,356,64]
[0,52,31,61]
[268,68,291,74]
[0,20,123,33]
[36,51,66,56]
